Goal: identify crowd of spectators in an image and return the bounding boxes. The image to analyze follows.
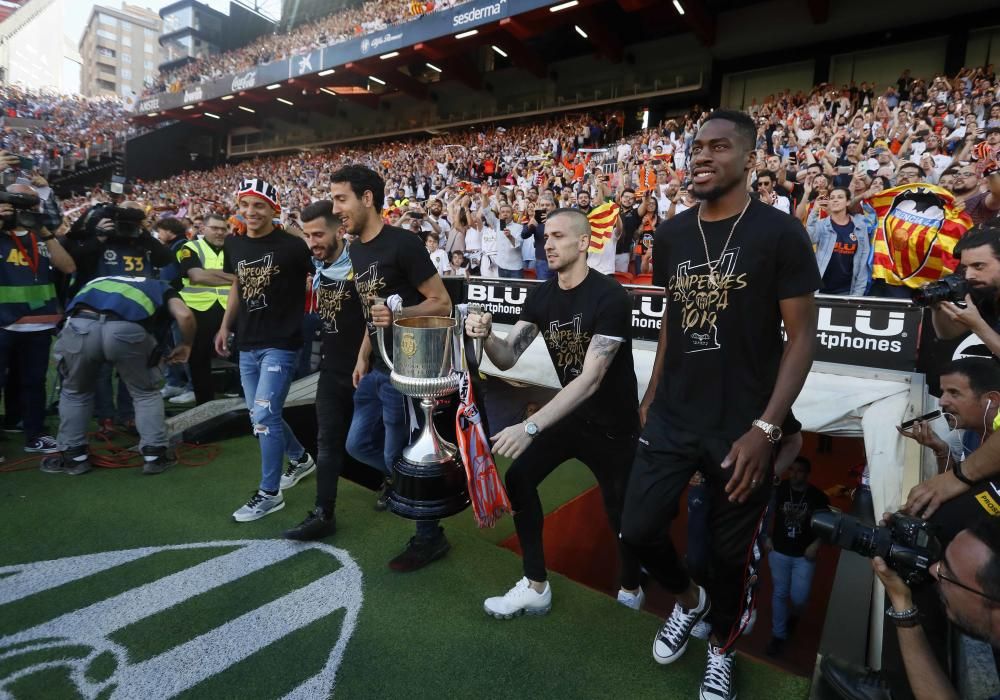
[0,85,135,174]
[147,0,470,97]
[65,63,1000,289]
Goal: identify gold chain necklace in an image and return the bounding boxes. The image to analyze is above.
[696,195,752,288]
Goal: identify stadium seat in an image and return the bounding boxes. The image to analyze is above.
[613,272,634,284]
[522,268,537,279]
[632,273,654,286]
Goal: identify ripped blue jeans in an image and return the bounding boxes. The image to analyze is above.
[238,348,305,493]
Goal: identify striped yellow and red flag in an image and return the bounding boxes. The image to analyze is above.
[867,183,973,289]
[587,201,619,254]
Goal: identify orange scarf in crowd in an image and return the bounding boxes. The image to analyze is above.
[868,183,973,289]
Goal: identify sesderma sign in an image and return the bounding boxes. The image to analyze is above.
[453,0,508,27]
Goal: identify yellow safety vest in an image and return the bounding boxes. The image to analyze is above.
[179,239,230,311]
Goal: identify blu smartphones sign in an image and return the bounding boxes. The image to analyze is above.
[466,278,922,372]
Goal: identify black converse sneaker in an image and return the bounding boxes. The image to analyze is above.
[700,642,736,700]
[652,584,710,664]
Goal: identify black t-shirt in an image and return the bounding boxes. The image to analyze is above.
[315,255,366,378]
[348,224,439,371]
[520,270,638,434]
[651,199,820,436]
[821,219,858,294]
[771,481,830,557]
[223,228,311,351]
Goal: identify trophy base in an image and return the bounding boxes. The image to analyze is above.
[387,453,470,521]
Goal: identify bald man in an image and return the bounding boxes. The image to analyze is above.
[466,208,643,618]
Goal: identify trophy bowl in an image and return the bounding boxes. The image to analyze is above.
[377,315,469,520]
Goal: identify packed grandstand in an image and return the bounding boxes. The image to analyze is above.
[3,1,1000,700]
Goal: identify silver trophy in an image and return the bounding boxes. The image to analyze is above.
[376,306,483,520]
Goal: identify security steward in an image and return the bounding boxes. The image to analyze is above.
[177,213,234,404]
[41,275,195,476]
[0,179,76,455]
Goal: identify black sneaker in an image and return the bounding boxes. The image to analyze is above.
[700,643,737,700]
[653,585,710,665]
[40,453,92,476]
[374,477,392,511]
[819,655,893,700]
[765,636,785,657]
[141,446,176,475]
[284,508,336,541]
[388,528,450,572]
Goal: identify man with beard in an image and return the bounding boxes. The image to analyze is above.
[619,110,820,700]
[283,201,366,540]
[930,225,1000,361]
[331,164,454,572]
[954,162,1000,225]
[465,207,643,619]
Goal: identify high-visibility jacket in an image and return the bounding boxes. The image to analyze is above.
[68,276,171,322]
[178,238,229,311]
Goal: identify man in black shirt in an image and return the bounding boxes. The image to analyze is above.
[466,207,642,618]
[284,201,366,541]
[619,110,820,700]
[332,164,454,572]
[617,188,641,273]
[214,178,315,523]
[763,456,829,658]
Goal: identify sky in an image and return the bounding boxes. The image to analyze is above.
[60,0,278,92]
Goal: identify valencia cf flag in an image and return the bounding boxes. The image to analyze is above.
[867,184,973,289]
[587,201,620,254]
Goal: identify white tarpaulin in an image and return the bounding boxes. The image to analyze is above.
[480,327,923,518]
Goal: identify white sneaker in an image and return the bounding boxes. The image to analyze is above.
[280,453,316,490]
[169,390,196,404]
[232,490,285,522]
[483,577,552,619]
[653,585,710,665]
[691,619,712,641]
[617,587,645,610]
[699,643,737,700]
[160,384,186,399]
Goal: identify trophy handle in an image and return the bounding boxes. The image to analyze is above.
[467,303,485,366]
[376,322,394,371]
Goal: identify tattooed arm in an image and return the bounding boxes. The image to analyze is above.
[476,319,539,371]
[490,334,623,458]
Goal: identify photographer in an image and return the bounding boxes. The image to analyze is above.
[0,179,75,455]
[865,517,1000,700]
[929,226,1000,360]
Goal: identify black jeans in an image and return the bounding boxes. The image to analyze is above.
[190,304,226,405]
[620,404,773,650]
[315,368,355,515]
[505,416,641,589]
[0,328,52,441]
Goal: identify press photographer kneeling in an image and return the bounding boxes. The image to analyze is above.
[923,225,1000,360]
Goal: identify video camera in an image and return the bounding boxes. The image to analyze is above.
[68,203,147,241]
[0,189,43,231]
[811,510,942,586]
[911,273,969,307]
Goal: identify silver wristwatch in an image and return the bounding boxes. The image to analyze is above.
[752,419,782,444]
[524,421,540,437]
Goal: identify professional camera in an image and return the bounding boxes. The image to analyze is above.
[912,273,969,307]
[811,510,942,585]
[68,203,146,240]
[0,190,42,231]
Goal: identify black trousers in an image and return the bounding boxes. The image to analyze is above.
[190,304,225,405]
[315,368,355,514]
[620,404,773,650]
[505,416,641,589]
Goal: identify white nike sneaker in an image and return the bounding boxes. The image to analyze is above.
[160,384,186,399]
[691,619,712,641]
[484,577,552,619]
[617,587,645,610]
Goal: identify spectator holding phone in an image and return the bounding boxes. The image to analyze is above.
[806,186,872,296]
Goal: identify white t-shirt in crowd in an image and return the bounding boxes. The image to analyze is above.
[478,226,499,277]
[428,248,449,275]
